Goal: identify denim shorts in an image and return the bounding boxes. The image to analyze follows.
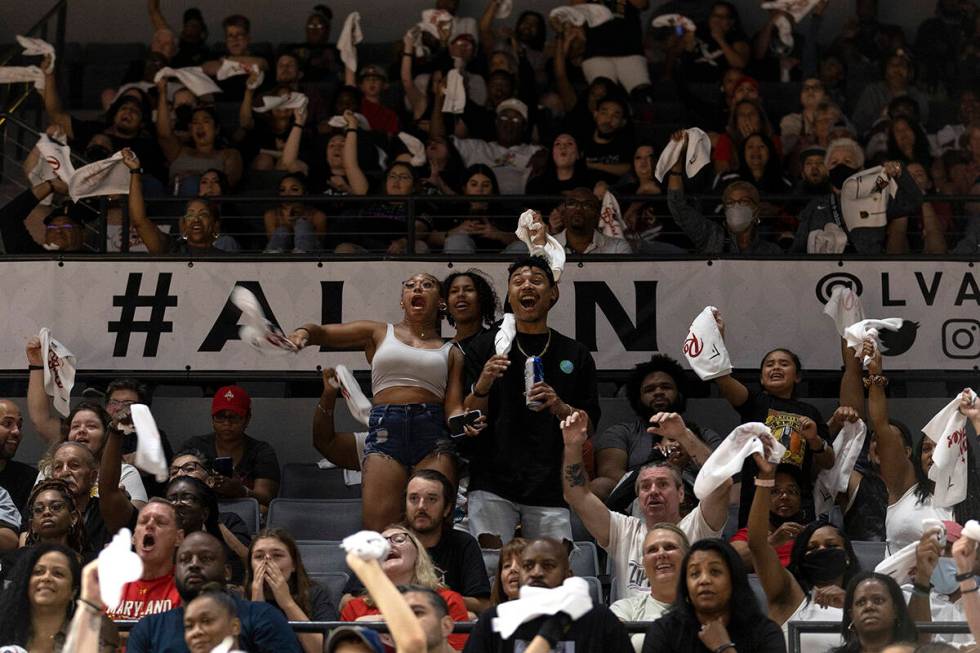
[364,403,452,467]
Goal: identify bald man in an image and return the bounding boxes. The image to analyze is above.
[463,539,632,653]
[0,400,37,512]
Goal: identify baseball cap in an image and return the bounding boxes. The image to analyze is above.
[211,385,251,417]
[357,64,387,82]
[43,201,97,225]
[799,145,826,162]
[325,626,385,653]
[496,98,528,121]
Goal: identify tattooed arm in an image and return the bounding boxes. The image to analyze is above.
[561,411,612,548]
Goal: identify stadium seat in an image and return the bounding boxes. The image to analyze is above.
[570,510,594,543]
[482,548,500,580]
[570,541,600,577]
[80,42,145,64]
[721,503,740,542]
[582,575,604,605]
[219,497,261,534]
[748,573,768,612]
[308,571,350,609]
[267,498,363,540]
[297,540,351,576]
[280,463,363,499]
[851,541,887,572]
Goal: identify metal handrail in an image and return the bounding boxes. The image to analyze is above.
[0,0,68,130]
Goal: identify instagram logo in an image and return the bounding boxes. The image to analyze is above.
[942,320,980,359]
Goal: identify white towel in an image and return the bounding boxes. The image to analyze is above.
[875,539,918,583]
[814,419,867,518]
[30,132,75,189]
[341,530,390,560]
[694,422,785,499]
[843,318,904,367]
[924,389,976,508]
[329,365,373,427]
[760,0,820,50]
[98,528,143,609]
[682,306,732,381]
[153,66,222,97]
[68,151,131,201]
[326,113,371,130]
[495,313,517,356]
[515,210,566,282]
[599,191,627,239]
[651,13,696,32]
[215,59,264,90]
[443,68,467,114]
[807,223,848,254]
[654,127,711,182]
[549,5,614,29]
[0,66,45,90]
[963,519,980,542]
[338,12,363,72]
[495,0,513,19]
[398,132,426,167]
[823,284,865,339]
[420,9,454,38]
[253,92,308,114]
[230,286,298,355]
[16,35,55,73]
[840,166,897,232]
[493,577,593,639]
[130,404,169,483]
[112,81,155,104]
[39,327,76,417]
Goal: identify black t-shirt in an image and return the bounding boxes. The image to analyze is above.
[583,1,644,59]
[69,117,168,185]
[428,529,491,599]
[735,390,832,527]
[580,132,633,184]
[844,471,887,541]
[464,605,632,653]
[463,327,600,507]
[641,610,785,653]
[180,433,282,488]
[0,460,38,514]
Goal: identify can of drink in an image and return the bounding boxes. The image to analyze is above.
[525,356,544,408]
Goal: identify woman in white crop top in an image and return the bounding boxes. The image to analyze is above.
[290,272,473,530]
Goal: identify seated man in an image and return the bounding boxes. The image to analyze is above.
[0,399,39,513]
[464,538,632,653]
[201,14,270,101]
[508,188,631,255]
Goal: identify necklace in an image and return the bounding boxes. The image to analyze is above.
[400,321,427,340]
[514,329,552,359]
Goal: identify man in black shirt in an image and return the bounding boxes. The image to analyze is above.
[0,400,39,513]
[580,95,633,183]
[405,469,491,614]
[463,538,632,653]
[460,256,600,548]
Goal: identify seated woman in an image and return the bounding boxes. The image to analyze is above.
[341,526,470,650]
[262,173,327,253]
[525,133,599,200]
[246,528,338,653]
[490,537,527,606]
[730,463,805,572]
[713,98,779,175]
[733,133,794,246]
[641,539,785,653]
[0,543,118,652]
[1,480,89,580]
[436,165,516,253]
[182,585,243,653]
[833,573,918,653]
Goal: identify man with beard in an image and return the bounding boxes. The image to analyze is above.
[592,355,720,502]
[464,538,632,653]
[794,146,830,195]
[106,499,184,621]
[548,188,632,254]
[404,469,490,613]
[458,256,600,548]
[580,96,633,183]
[127,532,300,653]
[0,400,38,512]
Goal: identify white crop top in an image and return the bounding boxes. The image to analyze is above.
[371,324,453,398]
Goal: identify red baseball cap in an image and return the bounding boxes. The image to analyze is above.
[212,385,251,417]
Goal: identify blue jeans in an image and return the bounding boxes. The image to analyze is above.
[365,403,451,467]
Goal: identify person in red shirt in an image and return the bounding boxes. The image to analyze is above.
[107,499,184,620]
[344,64,399,135]
[729,464,804,571]
[340,526,469,650]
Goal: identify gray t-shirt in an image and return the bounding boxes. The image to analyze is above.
[595,418,722,471]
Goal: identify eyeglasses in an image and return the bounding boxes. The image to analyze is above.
[107,399,135,409]
[384,532,411,545]
[167,492,202,505]
[772,486,801,498]
[212,413,244,424]
[562,199,593,209]
[724,198,756,208]
[31,501,67,516]
[45,224,78,232]
[169,461,205,477]
[387,173,414,183]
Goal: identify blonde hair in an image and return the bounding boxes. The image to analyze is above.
[365,526,444,608]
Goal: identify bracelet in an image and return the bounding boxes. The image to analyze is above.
[316,402,334,416]
[912,581,932,595]
[754,477,775,488]
[471,383,489,398]
[345,127,357,134]
[129,167,144,175]
[862,374,888,388]
[956,571,976,582]
[28,364,42,371]
[77,598,102,613]
[713,643,735,653]
[291,121,302,130]
[402,52,413,58]
[294,327,311,339]
[963,583,980,594]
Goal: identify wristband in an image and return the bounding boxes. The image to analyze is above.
[754,477,775,488]
[471,383,489,398]
[77,598,102,613]
[956,571,976,582]
[28,364,42,371]
[713,644,735,653]
[129,167,144,175]
[863,374,888,388]
[912,581,932,595]
[538,612,573,648]
[345,127,357,134]
[291,121,302,130]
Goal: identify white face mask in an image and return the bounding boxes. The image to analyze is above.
[724,204,756,233]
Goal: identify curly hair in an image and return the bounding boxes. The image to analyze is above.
[625,354,688,416]
[0,543,81,646]
[442,268,499,329]
[25,479,88,554]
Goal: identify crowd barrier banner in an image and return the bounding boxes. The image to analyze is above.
[1,259,977,372]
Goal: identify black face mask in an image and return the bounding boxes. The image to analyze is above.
[829,164,859,190]
[799,547,849,584]
[84,145,111,161]
[174,104,194,130]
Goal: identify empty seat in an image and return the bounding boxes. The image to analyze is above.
[851,541,887,572]
[297,540,350,576]
[570,510,594,543]
[281,463,362,499]
[308,571,350,610]
[748,573,768,612]
[582,576,604,605]
[482,548,500,580]
[219,497,261,534]
[268,498,362,540]
[570,541,600,577]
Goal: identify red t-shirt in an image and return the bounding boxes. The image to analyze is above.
[360,98,399,135]
[106,573,182,621]
[730,527,794,567]
[342,587,469,650]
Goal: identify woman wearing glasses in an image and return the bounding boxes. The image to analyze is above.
[340,526,470,650]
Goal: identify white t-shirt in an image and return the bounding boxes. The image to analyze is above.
[900,586,975,647]
[606,506,721,601]
[36,463,148,504]
[610,593,671,653]
[885,484,953,554]
[783,596,843,653]
[451,137,542,195]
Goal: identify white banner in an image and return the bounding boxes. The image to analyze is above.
[0,260,977,372]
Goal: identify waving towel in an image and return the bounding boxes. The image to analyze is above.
[683,306,732,381]
[823,284,865,339]
[599,191,627,239]
[495,0,513,19]
[329,365,373,426]
[99,528,143,609]
[515,209,566,282]
[398,132,426,167]
[16,35,55,73]
[654,127,711,182]
[443,68,467,114]
[924,389,977,508]
[495,313,517,356]
[420,9,454,39]
[154,66,222,97]
[843,318,904,367]
[694,423,785,499]
[68,151,130,201]
[875,539,918,583]
[549,5,614,29]
[840,166,898,232]
[651,13,696,32]
[807,222,848,254]
[341,530,390,560]
[253,92,308,114]
[230,286,298,355]
[493,577,593,638]
[963,519,980,542]
[130,404,169,483]
[760,0,821,49]
[814,419,867,517]
[30,132,75,190]
[216,59,264,89]
[326,112,370,130]
[39,328,76,417]
[0,66,45,90]
[338,12,363,72]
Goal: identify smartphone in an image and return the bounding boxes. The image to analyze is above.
[213,457,234,477]
[448,410,482,438]
[675,24,684,37]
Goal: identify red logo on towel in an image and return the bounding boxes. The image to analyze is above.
[46,155,61,171]
[683,332,703,358]
[47,349,64,389]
